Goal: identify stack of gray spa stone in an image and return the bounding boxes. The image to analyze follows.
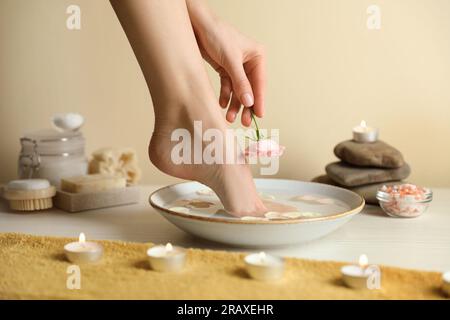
[313,140,410,204]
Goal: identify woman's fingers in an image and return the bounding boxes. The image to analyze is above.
[245,53,266,118]
[222,52,265,124]
[226,94,241,123]
[219,75,232,108]
[225,58,255,108]
[241,106,252,127]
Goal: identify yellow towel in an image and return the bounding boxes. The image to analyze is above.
[0,233,445,299]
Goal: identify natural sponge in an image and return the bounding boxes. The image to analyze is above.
[88,147,141,185]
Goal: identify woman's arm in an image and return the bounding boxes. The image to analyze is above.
[186,0,266,126]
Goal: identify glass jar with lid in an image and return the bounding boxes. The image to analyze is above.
[18,129,88,186]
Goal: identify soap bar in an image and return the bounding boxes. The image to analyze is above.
[88,147,141,185]
[61,174,126,193]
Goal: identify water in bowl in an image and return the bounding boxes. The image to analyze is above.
[167,188,350,221]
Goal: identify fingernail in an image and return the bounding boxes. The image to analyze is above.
[241,93,254,107]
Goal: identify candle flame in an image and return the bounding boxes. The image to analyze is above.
[359,254,368,268]
[258,252,266,262]
[79,232,86,243]
[165,243,173,252]
[360,120,367,128]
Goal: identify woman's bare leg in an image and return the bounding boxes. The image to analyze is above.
[110,0,267,216]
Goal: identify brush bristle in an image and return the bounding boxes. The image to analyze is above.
[9,198,53,211]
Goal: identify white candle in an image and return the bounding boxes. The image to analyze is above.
[352,120,378,143]
[442,271,450,297]
[244,252,284,281]
[147,243,186,272]
[341,254,372,289]
[64,232,103,264]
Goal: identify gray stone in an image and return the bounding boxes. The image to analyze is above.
[325,161,411,187]
[311,174,405,205]
[334,140,404,168]
[311,174,338,186]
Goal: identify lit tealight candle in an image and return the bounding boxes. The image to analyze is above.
[341,254,372,289]
[244,252,284,281]
[146,243,186,272]
[442,271,450,297]
[64,232,103,264]
[352,120,378,143]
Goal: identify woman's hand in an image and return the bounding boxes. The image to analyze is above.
[186,0,266,126]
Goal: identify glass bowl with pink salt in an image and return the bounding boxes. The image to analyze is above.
[376,184,433,218]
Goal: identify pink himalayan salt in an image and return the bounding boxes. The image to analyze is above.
[379,183,431,217]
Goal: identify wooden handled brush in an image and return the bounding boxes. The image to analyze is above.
[3,179,56,211]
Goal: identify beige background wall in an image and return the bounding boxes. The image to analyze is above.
[1,0,449,186]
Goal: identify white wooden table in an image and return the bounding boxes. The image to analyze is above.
[1,185,449,272]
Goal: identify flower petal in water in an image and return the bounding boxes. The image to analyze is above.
[185,200,215,209]
[299,212,322,217]
[264,211,282,219]
[169,206,190,214]
[196,188,215,196]
[291,195,318,202]
[281,212,304,219]
[316,198,335,205]
[240,216,268,221]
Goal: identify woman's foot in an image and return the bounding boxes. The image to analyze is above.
[149,99,268,217]
[110,0,270,217]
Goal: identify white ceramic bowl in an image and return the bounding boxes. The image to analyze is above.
[149,179,364,247]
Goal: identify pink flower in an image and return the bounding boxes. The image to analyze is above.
[244,139,285,158]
